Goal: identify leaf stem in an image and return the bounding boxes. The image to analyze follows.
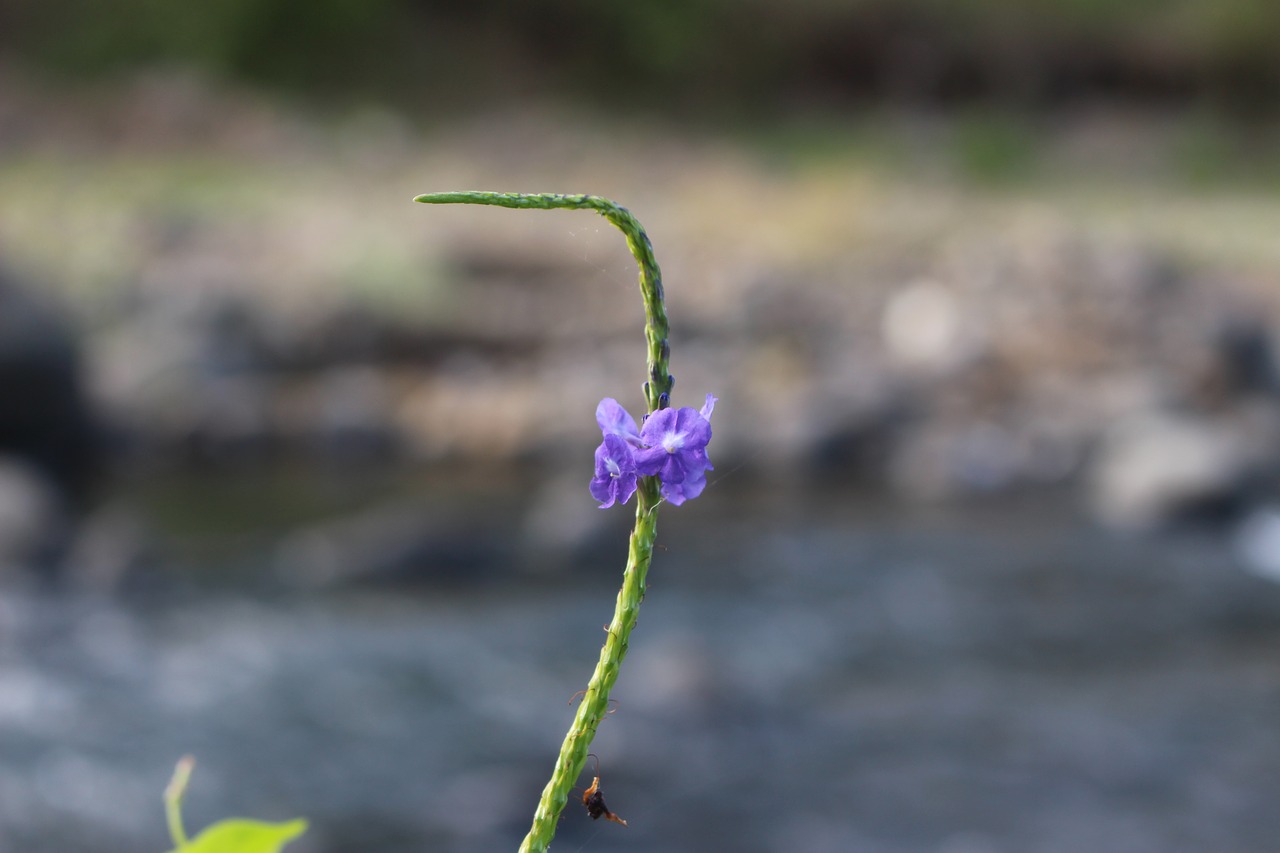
[414,192,672,851]
[164,755,196,849]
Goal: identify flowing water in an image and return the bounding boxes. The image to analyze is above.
[0,477,1278,853]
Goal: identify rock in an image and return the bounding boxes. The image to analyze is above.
[37,199,1280,520]
[0,455,67,571]
[63,503,155,591]
[1087,413,1264,528]
[1232,506,1280,585]
[272,502,513,588]
[880,279,977,375]
[1211,319,1280,398]
[0,265,98,504]
[519,469,621,573]
[889,420,1023,500]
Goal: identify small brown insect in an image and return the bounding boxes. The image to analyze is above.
[581,755,627,827]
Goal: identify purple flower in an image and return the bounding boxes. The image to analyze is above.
[590,393,717,507]
[634,394,717,506]
[590,433,639,508]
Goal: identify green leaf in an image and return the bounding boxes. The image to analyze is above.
[171,818,307,853]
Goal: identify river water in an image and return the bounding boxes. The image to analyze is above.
[0,479,1277,853]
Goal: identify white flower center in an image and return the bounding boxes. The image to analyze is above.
[661,431,684,453]
[605,457,621,478]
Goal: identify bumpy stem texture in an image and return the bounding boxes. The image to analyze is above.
[414,192,671,851]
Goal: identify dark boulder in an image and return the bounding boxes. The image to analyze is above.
[0,264,98,504]
[0,265,100,576]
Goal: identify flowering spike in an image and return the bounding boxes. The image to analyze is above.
[413,191,709,853]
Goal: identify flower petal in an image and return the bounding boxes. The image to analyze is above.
[596,398,641,443]
[590,476,617,508]
[661,468,708,505]
[638,408,678,447]
[658,454,686,484]
[673,407,711,448]
[632,445,669,477]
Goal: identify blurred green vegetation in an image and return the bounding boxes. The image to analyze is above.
[952,112,1039,183]
[5,0,1280,114]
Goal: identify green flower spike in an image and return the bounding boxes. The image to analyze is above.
[414,192,680,853]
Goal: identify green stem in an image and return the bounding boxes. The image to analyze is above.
[414,191,672,851]
[164,755,195,849]
[518,476,660,852]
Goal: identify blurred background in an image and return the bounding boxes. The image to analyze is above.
[2,1,1280,851]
